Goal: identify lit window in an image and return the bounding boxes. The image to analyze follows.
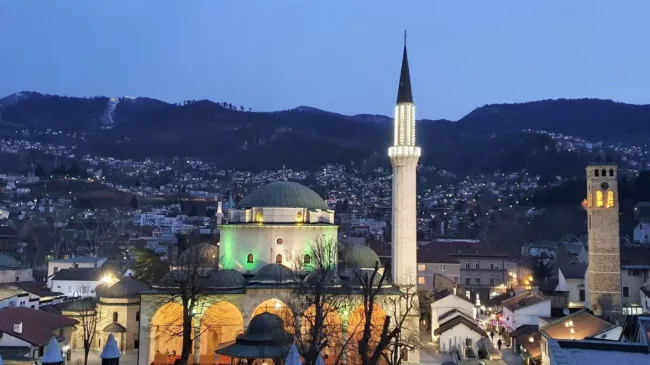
[276,254,283,264]
[418,264,425,271]
[417,277,425,285]
[256,211,263,223]
[296,211,303,222]
[596,191,604,207]
[606,191,615,208]
[303,254,311,265]
[247,253,254,264]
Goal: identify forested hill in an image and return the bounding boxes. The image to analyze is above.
[1,92,649,176]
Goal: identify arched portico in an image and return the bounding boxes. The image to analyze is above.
[302,304,343,365]
[149,302,195,365]
[200,301,244,363]
[346,304,389,365]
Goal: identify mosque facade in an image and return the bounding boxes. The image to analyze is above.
[137,39,421,365]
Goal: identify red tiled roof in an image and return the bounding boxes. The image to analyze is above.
[0,307,78,345]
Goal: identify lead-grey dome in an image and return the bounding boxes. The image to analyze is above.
[236,181,329,210]
[208,269,247,289]
[339,245,382,269]
[250,264,296,284]
[178,243,219,266]
[304,270,342,287]
[102,277,149,298]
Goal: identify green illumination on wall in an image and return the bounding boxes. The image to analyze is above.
[220,227,235,270]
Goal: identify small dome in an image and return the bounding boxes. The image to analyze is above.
[250,264,296,284]
[339,245,382,269]
[102,278,149,298]
[95,282,111,298]
[177,243,219,267]
[243,312,293,343]
[304,270,342,287]
[236,181,329,210]
[207,269,247,289]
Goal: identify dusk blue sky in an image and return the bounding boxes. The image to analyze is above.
[1,1,649,120]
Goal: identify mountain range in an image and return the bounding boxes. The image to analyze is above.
[1,92,649,178]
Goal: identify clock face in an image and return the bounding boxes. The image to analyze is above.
[276,237,283,245]
[600,182,609,190]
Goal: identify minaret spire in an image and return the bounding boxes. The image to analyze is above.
[397,30,413,104]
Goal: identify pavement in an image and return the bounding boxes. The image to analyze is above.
[68,349,138,365]
[490,334,523,365]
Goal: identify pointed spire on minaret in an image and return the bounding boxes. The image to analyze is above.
[397,30,413,104]
[282,164,287,181]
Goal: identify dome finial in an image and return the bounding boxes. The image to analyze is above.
[404,29,407,47]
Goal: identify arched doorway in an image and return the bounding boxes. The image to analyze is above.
[150,303,193,365]
[251,298,294,333]
[347,304,388,365]
[302,304,343,365]
[201,302,244,362]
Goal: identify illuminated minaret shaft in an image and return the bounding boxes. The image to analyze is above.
[389,34,420,287]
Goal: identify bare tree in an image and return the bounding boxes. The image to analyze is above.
[352,264,422,365]
[154,233,219,365]
[76,298,99,365]
[75,212,128,256]
[288,236,350,365]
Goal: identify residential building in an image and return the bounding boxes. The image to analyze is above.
[47,257,108,285]
[540,309,621,343]
[502,292,551,335]
[542,339,649,365]
[0,255,33,283]
[633,222,650,246]
[48,268,117,298]
[556,264,587,309]
[0,307,78,359]
[620,246,650,307]
[416,249,461,289]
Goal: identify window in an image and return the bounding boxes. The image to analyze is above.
[465,262,470,269]
[579,290,585,302]
[417,277,425,285]
[596,191,604,207]
[465,338,472,346]
[303,254,311,265]
[113,312,118,322]
[276,237,284,245]
[74,263,79,268]
[136,311,140,322]
[489,276,495,285]
[601,169,606,176]
[296,211,303,222]
[256,211,263,223]
[439,264,446,272]
[465,277,470,285]
[418,264,425,271]
[475,262,480,269]
[276,254,283,264]
[594,169,600,177]
[15,276,19,282]
[606,191,615,208]
[609,169,615,177]
[623,287,629,298]
[246,253,254,264]
[490,263,494,269]
[475,277,481,284]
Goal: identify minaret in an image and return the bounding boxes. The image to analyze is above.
[584,151,621,316]
[389,32,420,364]
[390,32,420,286]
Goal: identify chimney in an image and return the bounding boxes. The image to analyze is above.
[13,322,22,334]
[100,333,121,365]
[453,286,457,296]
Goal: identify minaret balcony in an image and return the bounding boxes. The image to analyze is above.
[388,146,421,158]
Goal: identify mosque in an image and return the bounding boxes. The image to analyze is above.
[138,37,422,365]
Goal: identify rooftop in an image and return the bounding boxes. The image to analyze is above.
[236,181,329,210]
[548,338,649,365]
[541,309,619,340]
[502,292,549,312]
[0,307,77,346]
[49,257,106,264]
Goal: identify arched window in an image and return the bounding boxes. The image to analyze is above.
[609,169,615,177]
[596,191,604,207]
[276,254,283,264]
[606,191,615,208]
[256,211,263,223]
[304,254,311,265]
[595,169,599,177]
[247,253,254,264]
[112,312,118,322]
[601,169,607,176]
[136,311,140,322]
[296,211,303,222]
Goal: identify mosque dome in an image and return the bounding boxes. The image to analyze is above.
[304,270,342,287]
[95,282,112,298]
[250,264,296,284]
[177,243,219,266]
[339,244,382,270]
[236,181,329,210]
[244,312,293,342]
[207,269,247,289]
[102,277,149,298]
